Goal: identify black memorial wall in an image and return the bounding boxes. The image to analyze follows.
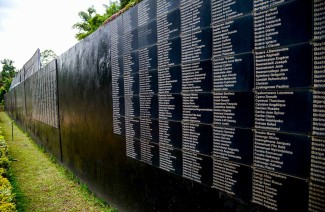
[5,0,325,211]
[6,54,62,161]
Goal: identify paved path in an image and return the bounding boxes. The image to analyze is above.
[0,112,113,212]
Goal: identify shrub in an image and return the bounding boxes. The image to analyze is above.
[0,168,7,177]
[0,202,16,212]
[103,0,143,25]
[0,157,10,169]
[0,129,16,211]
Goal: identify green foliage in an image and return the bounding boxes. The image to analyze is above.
[0,158,9,169]
[0,136,10,171]
[72,6,98,40]
[103,2,120,18]
[0,59,16,105]
[120,0,130,8]
[0,176,15,212]
[123,0,140,10]
[72,0,146,40]
[0,131,16,211]
[72,4,122,41]
[0,202,16,212]
[73,2,121,40]
[0,60,15,80]
[40,49,57,68]
[0,168,7,177]
[120,0,141,9]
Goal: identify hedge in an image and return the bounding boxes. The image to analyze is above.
[0,130,16,211]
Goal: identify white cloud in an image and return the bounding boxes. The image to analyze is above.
[0,0,111,70]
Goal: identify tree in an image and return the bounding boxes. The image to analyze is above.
[72,1,143,41]
[72,6,98,40]
[0,59,17,104]
[72,2,120,41]
[40,49,57,67]
[0,59,16,79]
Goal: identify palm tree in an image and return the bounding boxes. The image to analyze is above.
[72,6,97,40]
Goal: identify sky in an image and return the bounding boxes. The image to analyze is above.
[0,0,112,70]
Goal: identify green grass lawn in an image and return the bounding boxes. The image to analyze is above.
[0,112,116,212]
